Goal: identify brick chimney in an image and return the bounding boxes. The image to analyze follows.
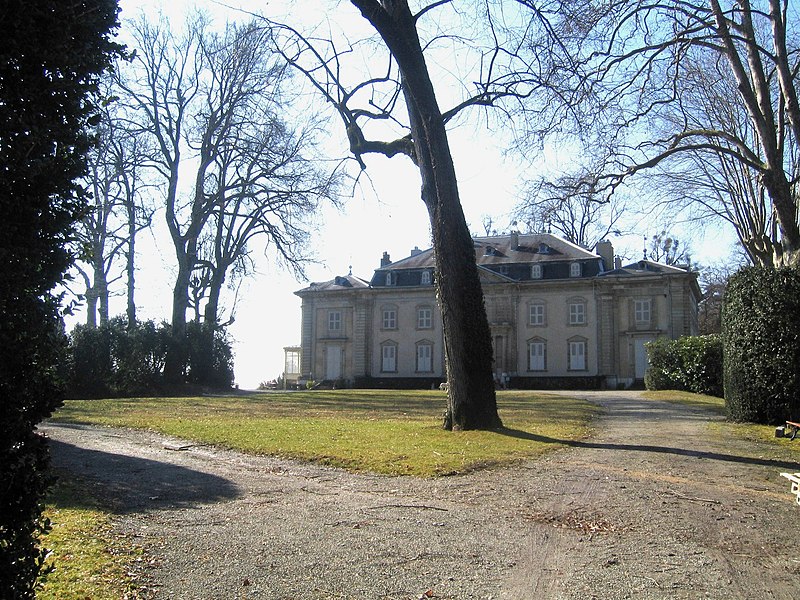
[510,230,520,250]
[595,240,614,271]
[380,251,391,267]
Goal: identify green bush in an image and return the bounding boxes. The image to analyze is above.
[64,324,113,398]
[722,265,800,424]
[66,319,234,398]
[645,335,724,398]
[0,0,121,594]
[185,321,235,389]
[108,318,169,395]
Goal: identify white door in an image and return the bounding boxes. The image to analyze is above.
[634,337,652,379]
[326,345,342,380]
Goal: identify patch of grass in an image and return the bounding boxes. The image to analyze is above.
[641,390,800,459]
[709,421,800,458]
[52,390,598,477]
[37,474,143,599]
[641,389,727,414]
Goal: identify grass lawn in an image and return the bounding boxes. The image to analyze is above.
[642,390,800,458]
[641,389,728,414]
[52,389,597,477]
[40,389,595,594]
[37,475,143,599]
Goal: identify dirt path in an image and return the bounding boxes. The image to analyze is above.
[42,392,800,599]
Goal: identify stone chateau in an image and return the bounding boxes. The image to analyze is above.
[292,232,700,389]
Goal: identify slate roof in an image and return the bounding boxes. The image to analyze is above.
[599,259,692,277]
[370,232,604,286]
[295,274,370,294]
[295,234,697,295]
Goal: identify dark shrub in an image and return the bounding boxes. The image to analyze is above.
[722,265,800,423]
[108,318,169,396]
[65,324,113,398]
[185,321,235,389]
[0,0,121,592]
[66,318,234,397]
[645,335,723,398]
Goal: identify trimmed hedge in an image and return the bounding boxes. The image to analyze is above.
[644,335,723,398]
[722,265,800,424]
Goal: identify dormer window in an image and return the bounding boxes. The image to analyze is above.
[484,245,496,256]
[421,270,431,285]
[570,262,581,277]
[531,264,543,279]
[538,243,550,254]
[385,272,393,286]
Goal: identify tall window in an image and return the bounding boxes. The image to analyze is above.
[421,270,431,285]
[529,302,545,326]
[382,307,397,329]
[328,310,341,332]
[570,262,581,277]
[385,272,393,286]
[417,306,433,329]
[568,300,586,325]
[285,349,300,375]
[634,298,652,324]
[568,339,587,370]
[381,343,397,372]
[528,339,546,371]
[531,264,543,279]
[416,342,433,372]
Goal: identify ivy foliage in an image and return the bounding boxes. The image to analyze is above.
[722,266,800,424]
[0,0,122,595]
[644,335,724,398]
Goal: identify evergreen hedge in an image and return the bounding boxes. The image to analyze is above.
[66,319,234,398]
[0,1,120,595]
[722,265,800,424]
[644,335,723,398]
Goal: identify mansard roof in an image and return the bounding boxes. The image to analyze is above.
[294,233,699,296]
[370,232,603,286]
[599,259,693,277]
[295,274,370,294]
[376,232,598,272]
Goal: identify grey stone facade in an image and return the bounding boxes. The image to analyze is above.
[294,233,700,389]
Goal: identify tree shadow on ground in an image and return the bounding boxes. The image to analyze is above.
[495,428,800,470]
[48,437,241,515]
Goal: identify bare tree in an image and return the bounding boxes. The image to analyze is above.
[119,14,336,382]
[74,89,153,328]
[265,0,563,429]
[515,167,625,248]
[519,0,800,266]
[600,46,785,267]
[194,22,340,329]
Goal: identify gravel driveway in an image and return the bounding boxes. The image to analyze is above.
[42,391,800,599]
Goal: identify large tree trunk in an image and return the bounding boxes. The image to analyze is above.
[353,0,501,430]
[97,278,109,326]
[164,244,192,384]
[125,200,137,328]
[85,285,98,328]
